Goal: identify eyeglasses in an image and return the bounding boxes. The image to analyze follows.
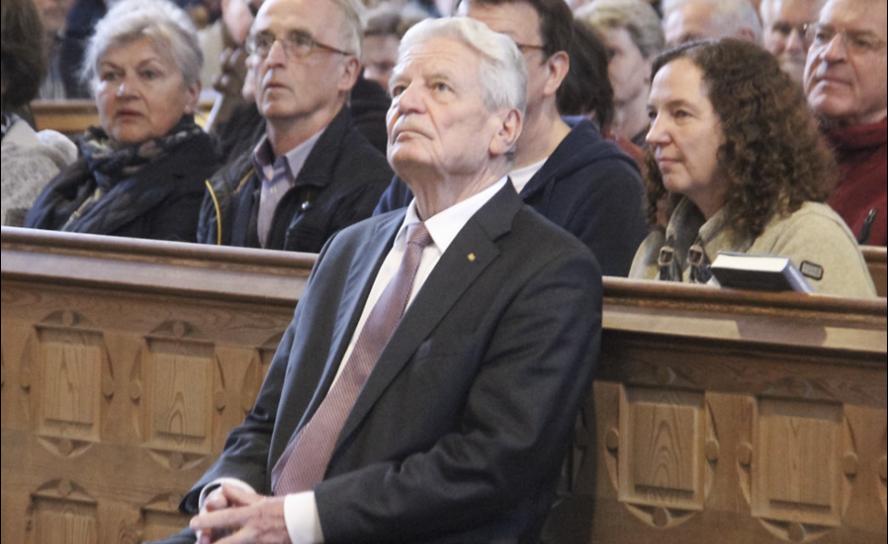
[514,42,547,55]
[246,29,353,59]
[769,22,808,40]
[803,23,887,55]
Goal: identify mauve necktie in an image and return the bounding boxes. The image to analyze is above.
[272,222,433,495]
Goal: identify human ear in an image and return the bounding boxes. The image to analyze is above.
[338,56,361,92]
[489,108,523,157]
[184,81,201,114]
[543,50,570,97]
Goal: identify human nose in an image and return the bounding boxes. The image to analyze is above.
[645,113,669,147]
[393,82,425,114]
[115,74,138,97]
[264,38,288,65]
[819,31,848,61]
[786,27,807,53]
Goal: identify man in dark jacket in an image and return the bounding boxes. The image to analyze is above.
[374,0,647,276]
[198,0,392,253]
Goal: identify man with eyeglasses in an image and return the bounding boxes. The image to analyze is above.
[375,0,647,277]
[804,0,887,245]
[760,0,826,84]
[196,0,392,253]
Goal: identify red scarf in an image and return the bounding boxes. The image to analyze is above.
[827,118,888,246]
[826,117,887,246]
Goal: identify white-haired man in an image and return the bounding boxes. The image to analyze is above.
[804,0,887,245]
[760,0,825,84]
[166,16,601,544]
[663,0,763,47]
[376,0,648,277]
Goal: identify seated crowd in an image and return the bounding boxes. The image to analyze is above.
[0,0,885,539]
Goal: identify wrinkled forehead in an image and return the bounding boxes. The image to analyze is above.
[762,0,823,24]
[252,0,337,35]
[820,0,888,37]
[395,35,478,74]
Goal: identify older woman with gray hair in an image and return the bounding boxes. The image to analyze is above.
[25,0,220,241]
[576,0,664,146]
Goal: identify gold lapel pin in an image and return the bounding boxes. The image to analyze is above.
[467,252,476,262]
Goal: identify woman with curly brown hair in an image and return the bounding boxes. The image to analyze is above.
[629,39,876,297]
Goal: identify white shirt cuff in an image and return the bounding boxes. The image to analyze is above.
[197,477,256,511]
[284,491,324,543]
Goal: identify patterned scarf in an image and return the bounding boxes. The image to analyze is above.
[61,115,203,230]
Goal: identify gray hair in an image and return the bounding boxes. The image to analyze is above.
[576,0,665,59]
[664,0,763,44]
[328,0,366,59]
[398,16,527,115]
[81,0,202,92]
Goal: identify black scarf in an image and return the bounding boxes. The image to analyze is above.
[58,115,204,230]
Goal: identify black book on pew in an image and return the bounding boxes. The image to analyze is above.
[710,252,813,293]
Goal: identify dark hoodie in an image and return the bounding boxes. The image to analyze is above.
[373,119,648,276]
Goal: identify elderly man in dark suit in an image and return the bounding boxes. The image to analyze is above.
[177,16,601,544]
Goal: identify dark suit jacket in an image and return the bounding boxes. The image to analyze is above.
[180,184,602,543]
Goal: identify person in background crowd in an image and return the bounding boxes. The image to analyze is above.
[803,0,887,245]
[362,2,427,92]
[662,0,762,47]
[196,0,392,253]
[58,0,106,97]
[376,0,648,277]
[34,0,77,99]
[575,0,664,147]
[632,39,875,297]
[163,17,600,543]
[760,0,826,85]
[558,19,649,168]
[557,19,613,130]
[2,0,77,225]
[25,0,221,241]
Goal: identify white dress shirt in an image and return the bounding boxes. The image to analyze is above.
[507,156,547,195]
[203,177,509,544]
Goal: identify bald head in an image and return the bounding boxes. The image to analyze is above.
[663,0,763,47]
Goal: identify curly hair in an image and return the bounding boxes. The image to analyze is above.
[644,39,836,242]
[1,0,46,112]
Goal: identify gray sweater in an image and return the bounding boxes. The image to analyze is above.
[2,118,77,225]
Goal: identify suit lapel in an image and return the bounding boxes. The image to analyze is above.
[334,184,523,453]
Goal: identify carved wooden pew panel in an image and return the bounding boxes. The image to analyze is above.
[1,227,311,543]
[550,279,887,544]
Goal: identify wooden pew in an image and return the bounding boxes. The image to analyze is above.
[31,99,215,137]
[546,278,887,544]
[31,99,98,138]
[863,245,887,297]
[1,227,312,543]
[2,227,886,543]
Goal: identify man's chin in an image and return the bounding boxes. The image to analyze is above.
[809,91,858,123]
